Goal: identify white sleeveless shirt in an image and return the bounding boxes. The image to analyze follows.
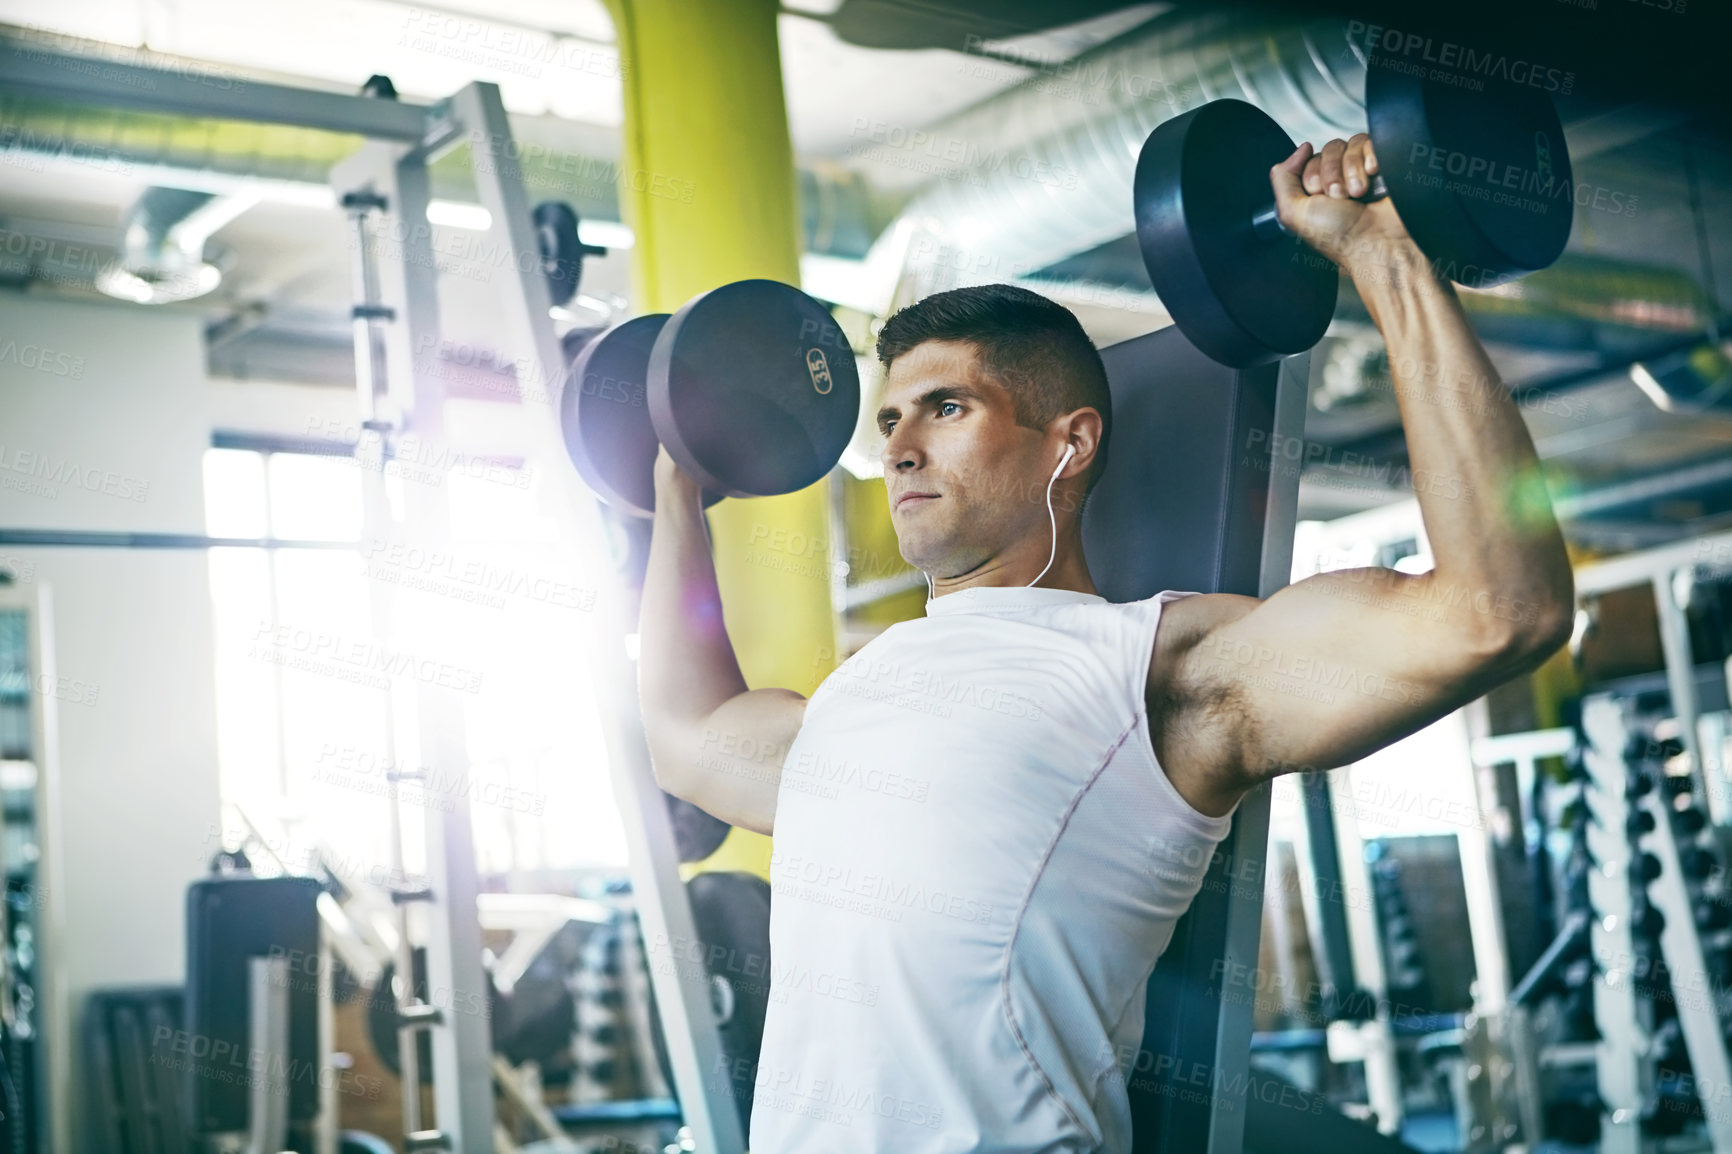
[745,587,1237,1154]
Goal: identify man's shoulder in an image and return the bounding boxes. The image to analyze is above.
[1146,591,1262,688]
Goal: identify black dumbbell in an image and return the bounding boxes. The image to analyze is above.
[1559,978,1599,1042]
[560,279,861,517]
[1680,845,1718,880]
[532,201,608,308]
[1673,807,1709,836]
[1632,852,1663,885]
[1131,49,1572,368]
[1697,900,1732,932]
[1642,1073,1702,1136]
[1632,902,1666,942]
[1545,1092,1603,1144]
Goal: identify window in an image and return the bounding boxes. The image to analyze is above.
[202,445,627,887]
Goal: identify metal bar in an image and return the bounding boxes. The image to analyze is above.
[1294,774,1361,1001]
[1469,728,1578,768]
[1321,323,1729,472]
[246,956,291,1154]
[332,134,432,1140]
[0,584,70,1153]
[0,31,428,141]
[1576,525,1732,597]
[0,529,358,550]
[1563,453,1732,521]
[211,431,360,457]
[333,102,497,1147]
[421,692,494,1146]
[1457,723,1515,1017]
[1201,350,1311,1154]
[1653,573,1712,805]
[1701,709,1732,828]
[1582,694,1653,1154]
[1460,701,1545,1150]
[316,918,337,1154]
[1259,842,1308,1021]
[1328,766,1403,1136]
[346,201,388,429]
[1510,912,1592,1008]
[211,430,530,467]
[449,78,744,1152]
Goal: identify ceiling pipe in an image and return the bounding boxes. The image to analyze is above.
[1558,453,1732,521]
[0,20,1704,342]
[94,186,256,304]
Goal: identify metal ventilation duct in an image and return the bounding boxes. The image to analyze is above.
[0,88,887,263]
[869,9,1370,299]
[96,186,254,304]
[0,19,1706,343]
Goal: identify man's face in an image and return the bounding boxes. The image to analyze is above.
[876,340,1058,579]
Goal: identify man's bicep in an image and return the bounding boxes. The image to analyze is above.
[674,688,807,836]
[1163,570,1527,792]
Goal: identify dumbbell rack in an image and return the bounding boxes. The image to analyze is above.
[1582,692,1732,1152]
[329,81,744,1151]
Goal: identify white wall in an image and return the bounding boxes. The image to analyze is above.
[0,291,221,1153]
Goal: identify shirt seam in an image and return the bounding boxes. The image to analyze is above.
[999,717,1139,1147]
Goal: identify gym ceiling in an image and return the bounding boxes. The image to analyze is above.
[0,0,1726,548]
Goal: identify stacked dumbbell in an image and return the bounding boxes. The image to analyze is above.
[1664,770,1732,982]
[569,911,632,1100]
[1551,744,1600,1042]
[1621,733,1723,1137]
[1366,841,1428,1003]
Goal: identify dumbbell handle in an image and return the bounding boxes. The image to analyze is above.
[1250,173,1390,243]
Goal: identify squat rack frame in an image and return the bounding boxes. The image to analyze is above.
[0,34,742,1152]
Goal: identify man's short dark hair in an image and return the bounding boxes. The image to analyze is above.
[875,283,1112,492]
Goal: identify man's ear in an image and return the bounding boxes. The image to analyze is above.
[1059,407,1104,479]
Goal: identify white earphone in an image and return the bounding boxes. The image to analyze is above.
[1026,444,1075,589]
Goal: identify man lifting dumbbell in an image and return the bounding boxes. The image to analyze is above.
[631,120,1574,1152]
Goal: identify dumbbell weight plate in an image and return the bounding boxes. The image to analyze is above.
[560,313,722,518]
[1133,99,1339,369]
[649,279,861,499]
[1366,52,1572,289]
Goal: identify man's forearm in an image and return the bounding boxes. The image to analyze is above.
[638,480,749,738]
[1351,239,1574,642]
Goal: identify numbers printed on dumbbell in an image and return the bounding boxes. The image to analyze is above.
[807,348,834,395]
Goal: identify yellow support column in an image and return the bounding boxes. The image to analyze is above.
[606,0,833,880]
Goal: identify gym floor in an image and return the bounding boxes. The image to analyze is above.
[0,1,1728,1152]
